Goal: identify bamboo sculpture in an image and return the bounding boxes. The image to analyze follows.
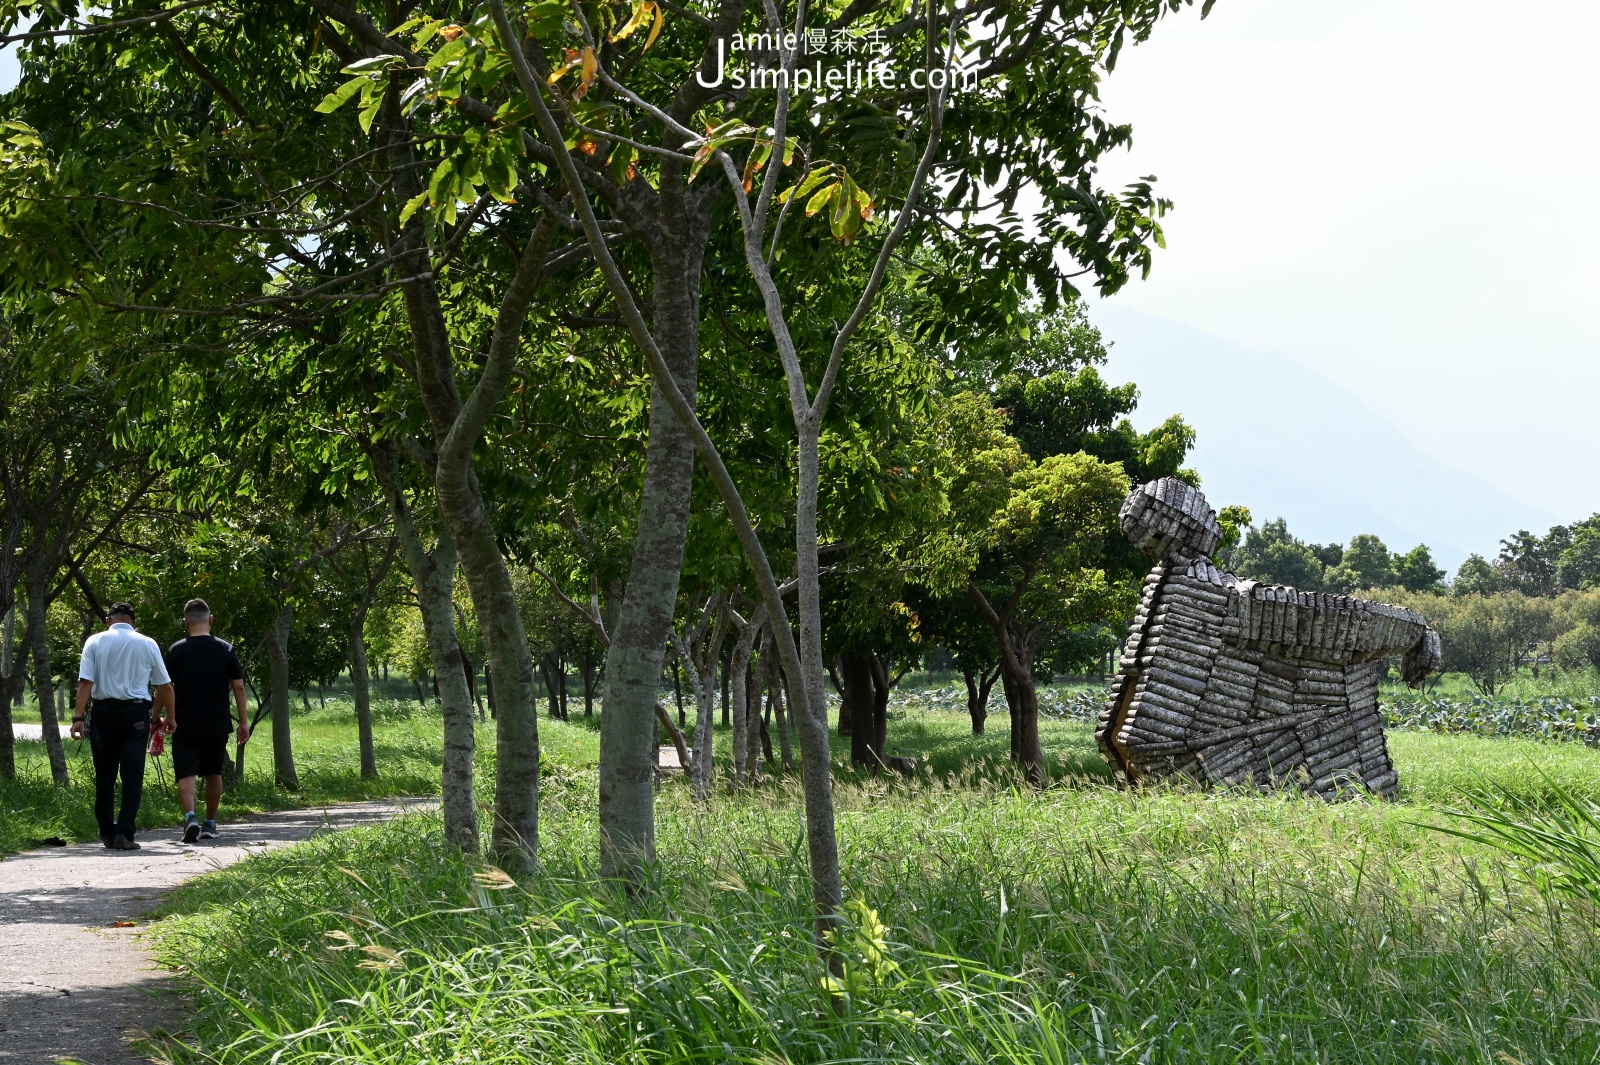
[1097,478,1442,799]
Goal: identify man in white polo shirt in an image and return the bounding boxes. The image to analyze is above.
[69,602,175,851]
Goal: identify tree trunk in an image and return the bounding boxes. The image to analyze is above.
[582,650,595,715]
[395,221,543,868]
[678,605,729,804]
[729,616,759,787]
[747,631,766,784]
[595,247,706,880]
[769,647,792,770]
[841,649,879,769]
[268,603,299,790]
[1000,663,1022,761]
[371,442,479,853]
[25,578,68,787]
[760,695,774,767]
[962,661,997,734]
[350,614,376,778]
[673,661,685,728]
[833,657,853,737]
[483,663,494,721]
[969,583,1043,782]
[541,654,559,719]
[0,617,27,780]
[868,654,890,758]
[793,427,843,921]
[557,658,568,720]
[720,644,731,727]
[463,656,482,717]
[689,647,717,801]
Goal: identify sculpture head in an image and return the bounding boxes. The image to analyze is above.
[1119,477,1223,564]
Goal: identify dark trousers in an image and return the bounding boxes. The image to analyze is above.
[89,700,151,841]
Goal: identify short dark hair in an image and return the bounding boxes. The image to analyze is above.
[107,602,136,621]
[184,598,211,619]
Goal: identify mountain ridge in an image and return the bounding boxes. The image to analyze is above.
[1088,305,1560,571]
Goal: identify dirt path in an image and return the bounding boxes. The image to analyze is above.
[0,799,434,1064]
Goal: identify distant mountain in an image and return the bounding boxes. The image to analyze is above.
[1087,305,1559,572]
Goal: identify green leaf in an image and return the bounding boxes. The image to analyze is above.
[314,76,367,114]
[804,181,838,217]
[779,165,831,204]
[342,54,403,74]
[398,190,429,228]
[356,84,384,134]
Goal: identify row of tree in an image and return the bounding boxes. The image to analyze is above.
[1223,521,1447,593]
[0,0,1212,958]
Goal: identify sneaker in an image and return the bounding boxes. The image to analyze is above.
[111,833,141,851]
[199,820,219,840]
[182,814,201,844]
[101,833,115,849]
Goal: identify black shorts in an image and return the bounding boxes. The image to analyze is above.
[172,735,230,780]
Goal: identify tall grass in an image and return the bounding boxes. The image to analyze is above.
[148,722,1600,1064]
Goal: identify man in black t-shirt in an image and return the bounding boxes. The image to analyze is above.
[166,598,250,843]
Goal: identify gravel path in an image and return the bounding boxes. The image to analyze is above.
[0,798,434,1064]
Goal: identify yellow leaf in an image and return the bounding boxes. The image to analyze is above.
[609,1,653,42]
[548,48,582,85]
[644,2,666,50]
[576,46,598,98]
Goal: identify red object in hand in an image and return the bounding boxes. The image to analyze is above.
[149,729,165,757]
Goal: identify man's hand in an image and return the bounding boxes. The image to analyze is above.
[236,721,250,746]
[70,718,85,741]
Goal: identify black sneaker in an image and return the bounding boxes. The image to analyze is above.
[101,833,115,849]
[199,820,219,840]
[182,815,201,844]
[111,833,141,851]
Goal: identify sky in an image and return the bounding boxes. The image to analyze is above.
[1085,0,1600,524]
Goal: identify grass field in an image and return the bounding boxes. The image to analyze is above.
[68,686,1596,1065]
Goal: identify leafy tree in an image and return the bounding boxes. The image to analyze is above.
[1454,554,1508,597]
[1497,529,1564,597]
[0,334,152,784]
[1216,505,1253,557]
[1324,533,1397,593]
[1391,589,1551,696]
[1226,519,1325,590]
[1308,542,1344,570]
[1552,590,1600,673]
[917,392,1130,781]
[1557,516,1600,591]
[1393,544,1447,593]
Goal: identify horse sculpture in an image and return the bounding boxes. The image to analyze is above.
[1097,478,1442,799]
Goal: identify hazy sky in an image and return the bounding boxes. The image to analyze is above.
[1089,0,1600,523]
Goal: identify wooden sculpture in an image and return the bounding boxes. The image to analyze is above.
[1097,478,1442,799]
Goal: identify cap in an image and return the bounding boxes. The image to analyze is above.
[106,602,136,621]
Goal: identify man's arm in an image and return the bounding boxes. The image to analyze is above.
[232,678,250,745]
[152,682,175,731]
[69,679,93,740]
